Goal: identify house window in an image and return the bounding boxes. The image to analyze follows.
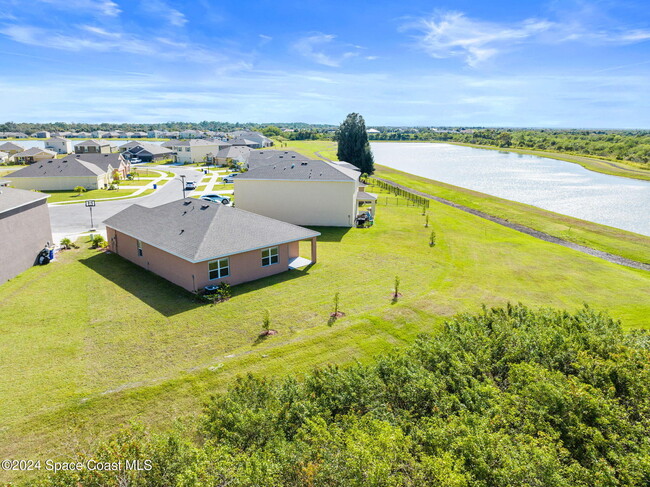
[136,239,143,256]
[261,247,279,267]
[185,147,190,152]
[209,258,230,280]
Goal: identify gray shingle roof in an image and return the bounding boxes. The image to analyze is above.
[0,186,49,215]
[104,198,320,263]
[0,142,23,152]
[74,153,126,172]
[168,139,228,147]
[236,159,358,182]
[8,155,107,178]
[15,147,56,157]
[247,150,310,169]
[130,145,175,157]
[75,139,111,147]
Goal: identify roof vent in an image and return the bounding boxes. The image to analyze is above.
[200,204,209,210]
[291,164,295,168]
[183,201,192,205]
[180,229,184,234]
[301,162,308,166]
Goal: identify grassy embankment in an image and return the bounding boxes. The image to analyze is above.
[1,185,649,483]
[273,140,650,263]
[374,165,650,264]
[44,188,156,203]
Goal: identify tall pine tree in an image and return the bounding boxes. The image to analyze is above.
[336,113,375,174]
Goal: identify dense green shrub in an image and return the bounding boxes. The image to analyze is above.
[37,305,650,486]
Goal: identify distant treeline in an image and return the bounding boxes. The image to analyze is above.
[370,128,650,164]
[38,305,650,487]
[0,121,338,135]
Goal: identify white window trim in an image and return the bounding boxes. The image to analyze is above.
[261,246,279,267]
[209,257,230,280]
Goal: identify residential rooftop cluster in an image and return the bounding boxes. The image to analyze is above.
[1,132,376,294]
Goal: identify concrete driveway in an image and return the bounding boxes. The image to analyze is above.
[49,165,204,240]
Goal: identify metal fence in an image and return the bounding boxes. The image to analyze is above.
[365,178,430,209]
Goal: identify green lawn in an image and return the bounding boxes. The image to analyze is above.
[0,164,27,178]
[374,165,650,264]
[44,188,140,203]
[271,139,338,160]
[1,197,649,483]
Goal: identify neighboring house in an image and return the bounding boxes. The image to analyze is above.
[247,150,309,170]
[104,198,320,292]
[75,153,131,179]
[179,129,204,139]
[228,130,273,148]
[0,132,28,138]
[207,145,251,165]
[0,186,53,284]
[121,143,175,163]
[75,140,113,154]
[7,155,110,190]
[234,159,371,227]
[366,128,380,134]
[34,131,51,138]
[91,130,107,138]
[13,147,57,164]
[0,141,24,156]
[229,137,262,149]
[169,139,229,164]
[0,151,8,164]
[46,136,73,154]
[148,130,165,138]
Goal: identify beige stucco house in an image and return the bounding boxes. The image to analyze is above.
[46,136,73,154]
[104,198,319,292]
[75,140,113,154]
[0,186,53,284]
[0,141,24,157]
[167,140,229,164]
[7,155,111,190]
[13,147,57,164]
[234,158,374,227]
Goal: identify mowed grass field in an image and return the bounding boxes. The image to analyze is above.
[374,165,650,264]
[1,194,649,483]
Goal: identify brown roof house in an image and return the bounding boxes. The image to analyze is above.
[104,198,320,292]
[0,141,24,156]
[0,186,53,284]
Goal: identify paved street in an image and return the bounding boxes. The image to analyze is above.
[49,165,204,240]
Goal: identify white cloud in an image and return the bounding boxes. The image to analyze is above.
[35,0,121,17]
[141,0,187,27]
[293,33,358,67]
[405,10,650,67]
[404,11,552,67]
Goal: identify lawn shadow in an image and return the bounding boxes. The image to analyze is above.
[80,251,202,317]
[229,263,316,298]
[306,227,352,242]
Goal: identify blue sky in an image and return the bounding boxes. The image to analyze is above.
[1,0,650,127]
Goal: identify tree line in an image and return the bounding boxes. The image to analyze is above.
[37,304,650,486]
[368,128,650,164]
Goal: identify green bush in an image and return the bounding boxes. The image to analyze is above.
[90,234,107,249]
[38,305,650,486]
[73,185,86,194]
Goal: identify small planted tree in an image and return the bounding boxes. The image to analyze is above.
[260,310,277,337]
[392,275,402,302]
[429,230,437,247]
[74,186,86,195]
[330,292,345,319]
[425,215,429,228]
[60,237,72,249]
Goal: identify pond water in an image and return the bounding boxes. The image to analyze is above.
[371,142,650,236]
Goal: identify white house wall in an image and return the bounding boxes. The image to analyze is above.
[234,179,358,227]
[9,175,106,191]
